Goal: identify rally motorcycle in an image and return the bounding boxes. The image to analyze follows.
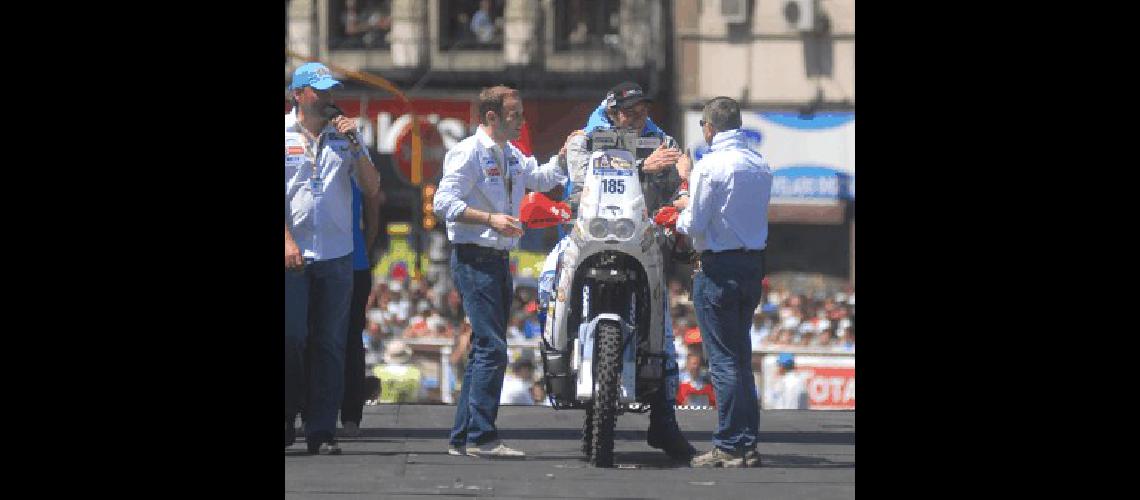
[522,128,669,468]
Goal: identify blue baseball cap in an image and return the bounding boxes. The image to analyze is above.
[289,62,343,90]
[777,353,795,369]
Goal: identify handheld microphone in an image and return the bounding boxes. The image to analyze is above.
[322,104,359,145]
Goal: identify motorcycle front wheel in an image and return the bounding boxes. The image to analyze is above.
[590,320,622,467]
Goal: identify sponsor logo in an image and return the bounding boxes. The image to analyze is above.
[592,168,634,177]
[636,137,661,149]
[609,157,633,170]
[287,146,304,155]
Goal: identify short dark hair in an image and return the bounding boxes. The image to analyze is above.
[701,96,743,132]
[478,85,518,125]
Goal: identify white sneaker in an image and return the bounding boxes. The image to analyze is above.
[341,422,360,437]
[466,440,526,458]
[448,445,467,456]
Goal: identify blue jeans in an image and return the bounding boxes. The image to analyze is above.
[449,244,513,446]
[284,255,353,439]
[692,250,765,451]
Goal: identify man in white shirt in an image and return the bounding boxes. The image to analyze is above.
[764,353,809,410]
[433,85,566,458]
[674,96,773,468]
[284,62,381,456]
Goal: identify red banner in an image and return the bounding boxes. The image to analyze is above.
[802,366,855,410]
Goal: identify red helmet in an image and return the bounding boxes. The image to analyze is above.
[519,191,572,229]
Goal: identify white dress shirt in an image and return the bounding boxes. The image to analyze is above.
[432,126,566,250]
[676,129,773,253]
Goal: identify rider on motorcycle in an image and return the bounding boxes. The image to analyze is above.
[534,82,696,461]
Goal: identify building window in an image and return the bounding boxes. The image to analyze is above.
[330,0,393,50]
[803,14,833,77]
[554,0,620,52]
[439,0,505,50]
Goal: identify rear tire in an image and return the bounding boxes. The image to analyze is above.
[590,320,622,467]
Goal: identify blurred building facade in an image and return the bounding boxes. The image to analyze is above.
[286,0,677,284]
[672,0,855,286]
[285,0,854,287]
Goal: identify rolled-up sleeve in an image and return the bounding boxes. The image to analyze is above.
[565,134,591,185]
[524,154,567,193]
[676,162,712,237]
[433,146,476,223]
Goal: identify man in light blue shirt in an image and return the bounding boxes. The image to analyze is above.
[674,96,772,468]
[284,62,381,455]
[433,85,566,458]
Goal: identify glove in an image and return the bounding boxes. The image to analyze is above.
[520,191,573,229]
[653,205,679,230]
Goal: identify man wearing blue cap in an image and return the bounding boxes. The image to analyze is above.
[764,354,808,410]
[285,62,381,455]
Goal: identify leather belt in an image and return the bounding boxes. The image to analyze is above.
[455,243,510,258]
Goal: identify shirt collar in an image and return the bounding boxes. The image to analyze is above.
[286,107,336,139]
[709,129,750,152]
[476,125,515,156]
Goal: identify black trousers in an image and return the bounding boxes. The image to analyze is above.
[341,269,372,425]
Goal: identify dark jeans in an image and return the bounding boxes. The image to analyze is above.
[448,244,512,446]
[692,250,765,452]
[285,255,352,439]
[341,269,372,425]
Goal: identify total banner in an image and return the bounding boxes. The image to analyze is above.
[759,352,855,410]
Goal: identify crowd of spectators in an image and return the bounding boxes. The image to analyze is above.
[361,270,853,405]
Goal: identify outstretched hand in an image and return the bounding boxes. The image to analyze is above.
[643,144,682,173]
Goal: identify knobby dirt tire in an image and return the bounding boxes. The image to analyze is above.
[590,320,622,467]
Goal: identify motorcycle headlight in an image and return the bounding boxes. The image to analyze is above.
[588,218,609,239]
[612,218,636,239]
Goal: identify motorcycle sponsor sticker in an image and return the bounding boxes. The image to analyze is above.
[636,137,661,149]
[592,168,634,177]
[591,130,618,148]
[593,153,611,168]
[286,145,305,155]
[285,155,305,167]
[609,157,633,170]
